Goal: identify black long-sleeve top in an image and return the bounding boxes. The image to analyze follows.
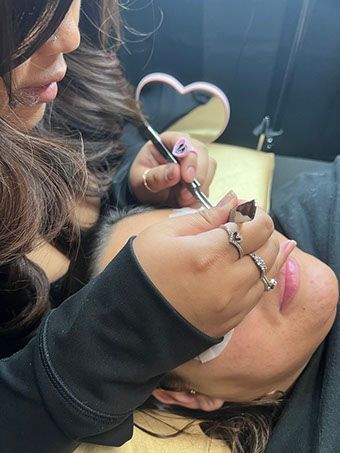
[0,238,220,452]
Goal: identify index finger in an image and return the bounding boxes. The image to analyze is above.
[218,207,275,259]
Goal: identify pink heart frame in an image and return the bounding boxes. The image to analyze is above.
[135,72,231,143]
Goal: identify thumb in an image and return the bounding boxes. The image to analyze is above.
[143,163,180,193]
[164,204,236,237]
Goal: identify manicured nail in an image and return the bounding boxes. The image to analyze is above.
[281,239,297,254]
[285,240,297,255]
[172,138,191,158]
[278,240,297,263]
[277,240,297,274]
[217,190,238,208]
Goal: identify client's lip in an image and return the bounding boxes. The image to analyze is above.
[278,256,300,312]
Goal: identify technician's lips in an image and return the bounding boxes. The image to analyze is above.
[20,81,59,103]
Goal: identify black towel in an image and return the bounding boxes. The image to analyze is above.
[267,156,340,452]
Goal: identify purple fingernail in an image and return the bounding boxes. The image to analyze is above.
[172,138,191,158]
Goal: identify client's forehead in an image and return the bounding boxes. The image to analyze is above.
[96,209,172,273]
[115,209,172,238]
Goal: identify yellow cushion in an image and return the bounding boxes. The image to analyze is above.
[76,411,229,453]
[208,143,275,212]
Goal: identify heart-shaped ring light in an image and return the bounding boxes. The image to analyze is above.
[136,72,230,145]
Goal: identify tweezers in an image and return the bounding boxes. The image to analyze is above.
[143,123,213,209]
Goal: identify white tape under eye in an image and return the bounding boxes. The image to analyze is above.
[169,207,202,218]
[195,329,234,364]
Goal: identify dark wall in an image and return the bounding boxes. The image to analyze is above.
[82,0,340,161]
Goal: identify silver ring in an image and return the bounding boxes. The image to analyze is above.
[262,275,278,292]
[220,224,244,259]
[249,253,277,291]
[249,253,267,277]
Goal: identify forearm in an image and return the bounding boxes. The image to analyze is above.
[0,239,218,452]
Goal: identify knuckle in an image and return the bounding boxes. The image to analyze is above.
[197,209,217,228]
[187,152,198,165]
[268,235,280,257]
[264,214,274,233]
[150,171,161,186]
[191,253,216,273]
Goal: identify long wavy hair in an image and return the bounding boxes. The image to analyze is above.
[0,0,141,357]
[138,373,286,453]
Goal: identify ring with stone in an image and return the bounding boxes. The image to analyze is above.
[249,253,277,291]
[261,275,278,291]
[220,223,244,259]
[249,252,268,277]
[261,275,277,291]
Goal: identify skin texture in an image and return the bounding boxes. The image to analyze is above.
[0,0,81,130]
[95,208,339,410]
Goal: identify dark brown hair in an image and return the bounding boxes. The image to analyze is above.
[138,373,286,453]
[0,0,141,357]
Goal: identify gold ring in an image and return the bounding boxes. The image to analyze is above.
[142,168,157,193]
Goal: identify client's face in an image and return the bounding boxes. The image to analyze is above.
[176,231,338,402]
[100,208,339,404]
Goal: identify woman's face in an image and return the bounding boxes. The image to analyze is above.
[100,208,339,403]
[0,0,81,130]
[175,231,338,402]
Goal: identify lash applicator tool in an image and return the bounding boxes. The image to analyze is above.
[143,122,257,221]
[143,122,213,208]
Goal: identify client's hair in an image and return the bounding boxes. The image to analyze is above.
[90,206,154,277]
[139,373,286,453]
[91,206,287,453]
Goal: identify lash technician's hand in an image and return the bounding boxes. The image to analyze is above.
[129,131,216,208]
[133,204,293,339]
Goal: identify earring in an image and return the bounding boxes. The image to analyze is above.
[50,34,58,43]
[189,389,196,395]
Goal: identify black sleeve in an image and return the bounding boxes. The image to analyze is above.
[0,239,220,453]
